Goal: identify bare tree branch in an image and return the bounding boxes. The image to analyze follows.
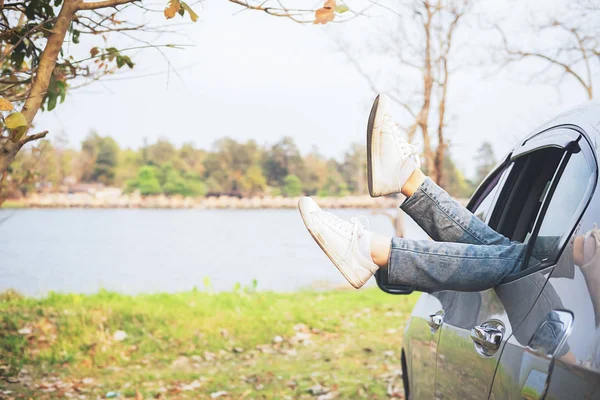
[78,0,139,11]
[21,130,49,145]
[494,2,598,101]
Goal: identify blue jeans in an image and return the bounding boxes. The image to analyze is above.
[388,178,526,292]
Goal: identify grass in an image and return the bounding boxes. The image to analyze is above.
[0,200,26,209]
[0,288,419,399]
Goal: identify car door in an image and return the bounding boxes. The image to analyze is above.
[489,129,598,399]
[433,127,589,399]
[430,168,512,399]
[396,158,511,399]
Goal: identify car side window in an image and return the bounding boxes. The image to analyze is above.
[536,151,593,238]
[485,128,597,281]
[528,146,595,267]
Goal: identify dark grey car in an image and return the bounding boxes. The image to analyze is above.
[376,101,600,399]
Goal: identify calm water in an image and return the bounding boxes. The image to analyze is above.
[0,208,425,296]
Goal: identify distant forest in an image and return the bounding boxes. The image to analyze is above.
[3,132,497,199]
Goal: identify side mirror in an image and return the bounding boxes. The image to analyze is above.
[375,267,414,295]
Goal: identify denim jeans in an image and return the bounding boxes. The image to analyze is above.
[387,178,526,292]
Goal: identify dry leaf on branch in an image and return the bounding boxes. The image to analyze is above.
[0,97,14,111]
[164,0,181,19]
[314,0,336,24]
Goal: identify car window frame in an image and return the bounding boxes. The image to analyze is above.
[488,127,597,283]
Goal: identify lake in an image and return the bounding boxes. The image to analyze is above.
[0,208,426,296]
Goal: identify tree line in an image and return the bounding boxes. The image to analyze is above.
[3,133,497,200]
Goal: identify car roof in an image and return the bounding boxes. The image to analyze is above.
[526,100,600,145]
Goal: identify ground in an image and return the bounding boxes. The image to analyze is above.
[0,288,418,399]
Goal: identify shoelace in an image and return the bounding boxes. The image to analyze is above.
[319,213,369,261]
[382,113,420,159]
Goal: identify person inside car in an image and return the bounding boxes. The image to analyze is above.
[298,94,599,293]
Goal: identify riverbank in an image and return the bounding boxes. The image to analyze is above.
[2,193,401,209]
[0,288,417,399]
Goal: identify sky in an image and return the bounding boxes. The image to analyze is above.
[33,0,597,179]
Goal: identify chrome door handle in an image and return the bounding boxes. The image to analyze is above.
[428,311,444,333]
[470,320,505,356]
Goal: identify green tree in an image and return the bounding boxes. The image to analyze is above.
[204,177,224,194]
[282,174,303,197]
[202,152,231,193]
[303,146,328,195]
[92,137,119,184]
[179,143,206,176]
[475,142,497,184]
[160,164,184,195]
[79,132,101,182]
[115,149,143,186]
[240,165,267,196]
[442,151,475,198]
[128,166,162,196]
[206,138,262,192]
[318,160,348,197]
[181,179,206,197]
[147,139,177,166]
[340,143,367,194]
[263,137,305,188]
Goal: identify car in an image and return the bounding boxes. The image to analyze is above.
[375,101,600,399]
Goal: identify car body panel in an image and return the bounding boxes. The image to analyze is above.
[432,289,513,399]
[404,293,444,399]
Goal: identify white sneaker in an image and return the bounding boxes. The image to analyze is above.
[367,94,420,197]
[298,197,378,289]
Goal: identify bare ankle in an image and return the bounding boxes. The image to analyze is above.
[401,169,426,197]
[370,234,392,267]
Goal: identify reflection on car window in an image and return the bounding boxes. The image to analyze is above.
[537,152,593,238]
[530,148,594,265]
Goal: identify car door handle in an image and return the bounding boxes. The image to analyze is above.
[470,320,505,356]
[428,311,444,333]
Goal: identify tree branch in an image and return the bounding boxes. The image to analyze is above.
[21,130,49,144]
[335,38,417,119]
[78,0,139,11]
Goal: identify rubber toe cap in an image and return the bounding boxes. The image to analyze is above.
[298,196,321,215]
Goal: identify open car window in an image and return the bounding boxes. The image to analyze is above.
[488,128,597,279]
[491,147,565,242]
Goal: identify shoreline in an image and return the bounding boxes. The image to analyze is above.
[1,193,403,209]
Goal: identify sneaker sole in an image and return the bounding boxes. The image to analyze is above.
[366,94,387,198]
[298,203,362,289]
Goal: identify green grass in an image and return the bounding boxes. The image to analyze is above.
[0,200,26,209]
[0,288,418,399]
